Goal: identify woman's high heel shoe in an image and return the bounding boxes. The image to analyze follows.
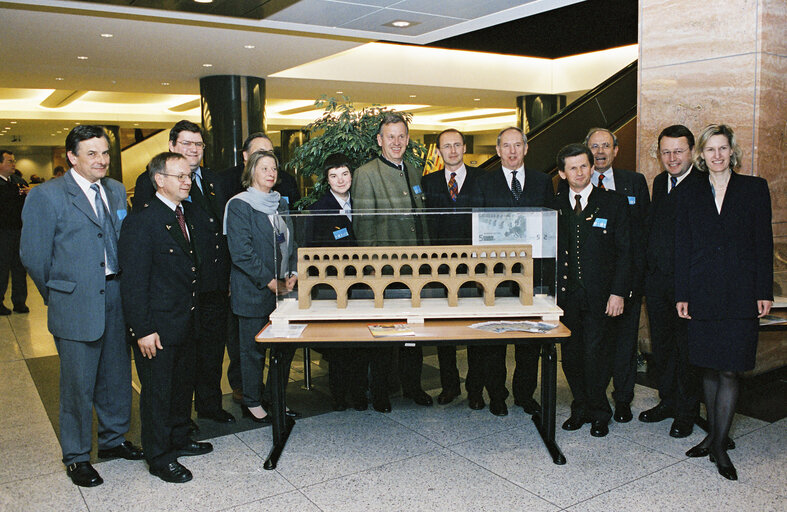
[241,405,272,425]
[685,444,710,458]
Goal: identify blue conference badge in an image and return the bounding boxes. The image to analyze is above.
[116,209,127,221]
[276,232,286,244]
[593,217,608,228]
[282,196,289,204]
[333,227,349,240]
[628,196,636,205]
[413,185,422,194]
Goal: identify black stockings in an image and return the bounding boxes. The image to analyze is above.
[700,368,739,464]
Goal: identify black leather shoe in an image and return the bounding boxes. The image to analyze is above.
[614,403,633,423]
[188,419,199,435]
[669,419,694,438]
[98,440,144,460]
[0,305,10,316]
[198,409,236,424]
[685,443,710,458]
[437,389,460,405]
[515,397,540,415]
[67,462,103,487]
[467,393,485,410]
[716,460,738,481]
[13,304,29,313]
[176,440,213,457]
[373,398,392,413]
[590,420,609,437]
[638,403,674,423]
[285,408,302,418]
[150,461,192,483]
[404,389,433,406]
[489,399,508,416]
[241,405,272,424]
[562,415,586,431]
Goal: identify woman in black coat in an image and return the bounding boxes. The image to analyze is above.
[675,124,773,480]
[306,154,369,411]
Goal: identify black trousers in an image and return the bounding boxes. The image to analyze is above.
[561,288,613,423]
[0,228,26,308]
[646,287,700,421]
[469,346,509,402]
[437,346,461,394]
[133,335,195,470]
[193,291,229,415]
[225,311,242,391]
[608,295,642,406]
[328,348,370,401]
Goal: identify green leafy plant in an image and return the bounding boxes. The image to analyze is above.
[285,96,427,209]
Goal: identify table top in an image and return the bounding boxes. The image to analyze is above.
[258,318,571,344]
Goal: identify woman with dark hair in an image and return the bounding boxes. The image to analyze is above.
[224,150,298,423]
[675,124,773,480]
[306,154,369,411]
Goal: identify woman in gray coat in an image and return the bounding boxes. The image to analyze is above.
[224,150,298,423]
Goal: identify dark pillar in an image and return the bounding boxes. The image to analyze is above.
[200,75,266,171]
[516,94,566,133]
[101,125,122,182]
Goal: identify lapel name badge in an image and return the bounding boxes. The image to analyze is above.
[628,196,636,205]
[413,185,422,194]
[592,218,608,228]
[116,209,127,221]
[333,227,349,240]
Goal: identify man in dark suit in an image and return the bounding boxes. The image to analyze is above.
[119,152,213,483]
[585,128,649,423]
[473,126,554,417]
[0,149,28,315]
[554,143,631,437]
[421,128,484,406]
[640,124,705,437]
[20,126,143,487]
[133,121,234,426]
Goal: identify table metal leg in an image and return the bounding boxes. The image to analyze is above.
[264,347,295,470]
[302,347,312,390]
[533,341,566,465]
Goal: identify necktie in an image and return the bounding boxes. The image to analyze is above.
[175,205,189,242]
[90,183,119,273]
[193,171,203,193]
[597,174,606,190]
[448,172,458,201]
[669,176,678,193]
[511,170,522,201]
[574,194,583,215]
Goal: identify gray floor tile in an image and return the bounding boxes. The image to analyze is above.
[80,435,295,512]
[565,459,787,512]
[301,447,558,512]
[726,418,787,496]
[450,424,679,509]
[231,490,322,512]
[0,319,24,362]
[0,471,88,512]
[0,420,63,484]
[0,360,50,430]
[236,411,440,488]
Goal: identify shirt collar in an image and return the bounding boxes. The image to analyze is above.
[155,192,179,212]
[69,168,103,195]
[379,156,405,171]
[330,190,351,208]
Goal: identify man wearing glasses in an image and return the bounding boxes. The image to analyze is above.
[119,152,213,483]
[133,121,234,427]
[584,128,649,425]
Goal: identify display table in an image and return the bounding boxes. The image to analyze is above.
[257,319,571,469]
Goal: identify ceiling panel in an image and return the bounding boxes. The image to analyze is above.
[392,0,533,19]
[266,0,380,27]
[339,9,460,35]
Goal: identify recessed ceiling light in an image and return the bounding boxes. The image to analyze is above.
[51,133,56,136]
[244,45,255,49]
[10,121,17,124]
[134,123,139,126]
[336,91,343,94]
[77,56,88,60]
[409,94,417,98]
[161,82,170,86]
[473,98,481,101]
[202,63,213,67]
[193,0,213,3]
[4,127,10,130]
[390,20,411,28]
[55,77,64,81]
[100,33,113,38]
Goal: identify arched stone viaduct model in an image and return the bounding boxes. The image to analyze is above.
[297,245,533,310]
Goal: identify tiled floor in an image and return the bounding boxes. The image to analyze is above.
[1,279,785,511]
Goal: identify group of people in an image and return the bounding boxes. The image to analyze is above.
[13,112,772,488]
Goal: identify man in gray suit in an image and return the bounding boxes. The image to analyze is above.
[20,125,143,488]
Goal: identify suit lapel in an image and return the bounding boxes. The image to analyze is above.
[100,179,124,233]
[612,169,632,196]
[581,188,603,244]
[719,172,741,219]
[65,173,101,228]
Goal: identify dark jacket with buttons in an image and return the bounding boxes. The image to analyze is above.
[553,187,632,314]
[118,197,199,345]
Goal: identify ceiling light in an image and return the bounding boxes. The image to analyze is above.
[336,91,343,94]
[77,56,88,60]
[134,123,139,126]
[409,95,416,98]
[55,77,64,81]
[193,0,213,3]
[75,122,80,125]
[4,127,10,130]
[391,20,411,28]
[474,98,481,101]
[244,45,255,49]
[100,33,113,38]
[202,63,213,67]
[161,82,170,86]
[10,121,17,124]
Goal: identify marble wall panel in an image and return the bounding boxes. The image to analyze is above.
[640,0,759,69]
[760,0,787,56]
[637,53,758,184]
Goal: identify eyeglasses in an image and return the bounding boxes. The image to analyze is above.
[176,140,205,149]
[161,172,194,182]
[589,143,612,150]
[660,148,690,158]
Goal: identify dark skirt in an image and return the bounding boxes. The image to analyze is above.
[687,318,759,372]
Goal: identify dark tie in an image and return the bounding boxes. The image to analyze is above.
[573,194,582,215]
[669,176,678,193]
[90,183,119,273]
[448,172,458,201]
[510,170,522,201]
[175,205,189,242]
[597,174,606,190]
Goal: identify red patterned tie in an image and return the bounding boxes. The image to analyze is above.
[448,172,458,201]
[597,174,606,190]
[175,205,189,242]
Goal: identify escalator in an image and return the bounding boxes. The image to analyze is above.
[481,60,638,175]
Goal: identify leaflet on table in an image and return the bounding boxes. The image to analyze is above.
[469,320,558,334]
[258,323,308,338]
[368,323,416,337]
[471,210,557,258]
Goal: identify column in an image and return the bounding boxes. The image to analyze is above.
[101,125,122,182]
[516,95,566,133]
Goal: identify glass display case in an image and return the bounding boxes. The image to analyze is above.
[261,208,560,327]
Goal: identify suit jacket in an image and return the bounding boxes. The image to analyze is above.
[134,167,229,293]
[305,191,356,247]
[225,197,297,318]
[644,167,706,297]
[221,163,301,209]
[118,197,199,345]
[421,166,483,245]
[20,172,127,341]
[351,157,429,246]
[674,172,773,320]
[610,168,649,297]
[553,187,632,314]
[0,176,24,230]
[474,166,554,208]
